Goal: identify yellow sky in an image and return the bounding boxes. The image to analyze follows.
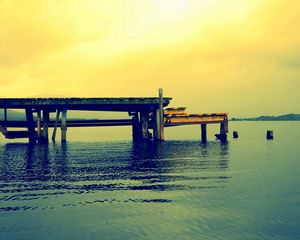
[1,0,299,116]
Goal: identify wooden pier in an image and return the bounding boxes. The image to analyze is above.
[0,89,228,143]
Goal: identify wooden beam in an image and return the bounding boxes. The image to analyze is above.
[61,109,67,142]
[52,110,60,142]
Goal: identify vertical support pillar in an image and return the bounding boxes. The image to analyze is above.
[132,112,140,141]
[25,108,36,143]
[154,88,164,141]
[219,121,227,143]
[61,109,67,142]
[153,109,159,139]
[41,109,49,143]
[201,124,207,143]
[52,110,60,142]
[36,110,42,140]
[4,108,7,128]
[140,111,149,140]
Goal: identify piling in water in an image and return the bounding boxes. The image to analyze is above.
[266,130,273,140]
[233,131,239,139]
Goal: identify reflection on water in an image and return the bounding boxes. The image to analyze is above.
[0,141,230,210]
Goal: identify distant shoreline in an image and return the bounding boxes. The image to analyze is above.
[231,114,300,121]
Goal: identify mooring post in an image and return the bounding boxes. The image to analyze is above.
[61,109,67,142]
[25,108,36,143]
[201,124,207,143]
[266,130,273,140]
[140,111,149,140]
[52,110,60,142]
[233,131,239,138]
[41,109,50,143]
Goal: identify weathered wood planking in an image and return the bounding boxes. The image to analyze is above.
[0,97,172,111]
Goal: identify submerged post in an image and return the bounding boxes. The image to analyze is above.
[52,110,60,142]
[201,124,207,143]
[61,109,67,142]
[266,130,273,140]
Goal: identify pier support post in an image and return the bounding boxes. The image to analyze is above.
[25,108,36,143]
[41,110,50,143]
[4,108,7,128]
[132,112,140,141]
[154,88,164,140]
[52,110,60,142]
[37,110,42,141]
[201,124,207,143]
[61,109,67,142]
[140,111,149,140]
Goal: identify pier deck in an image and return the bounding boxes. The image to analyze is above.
[0,90,228,143]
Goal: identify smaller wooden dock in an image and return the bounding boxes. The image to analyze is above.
[0,89,228,143]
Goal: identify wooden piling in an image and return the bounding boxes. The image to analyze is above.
[25,108,36,143]
[201,124,207,143]
[233,131,239,138]
[154,88,164,141]
[52,110,60,142]
[140,111,149,140]
[61,109,67,142]
[41,110,49,143]
[4,108,7,128]
[36,110,42,140]
[132,112,140,141]
[266,130,273,140]
[215,121,227,143]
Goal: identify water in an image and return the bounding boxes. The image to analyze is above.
[0,122,299,240]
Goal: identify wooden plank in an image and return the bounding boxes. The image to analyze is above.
[0,97,172,111]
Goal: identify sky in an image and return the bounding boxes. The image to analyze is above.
[0,0,299,117]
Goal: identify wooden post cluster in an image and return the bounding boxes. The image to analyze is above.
[131,88,165,142]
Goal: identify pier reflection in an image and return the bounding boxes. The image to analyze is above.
[0,140,230,194]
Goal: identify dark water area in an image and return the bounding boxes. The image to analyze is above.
[0,122,299,239]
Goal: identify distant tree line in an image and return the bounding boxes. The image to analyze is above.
[231,114,300,121]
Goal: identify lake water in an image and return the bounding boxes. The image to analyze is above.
[0,122,299,240]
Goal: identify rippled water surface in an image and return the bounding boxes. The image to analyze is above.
[0,122,299,240]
